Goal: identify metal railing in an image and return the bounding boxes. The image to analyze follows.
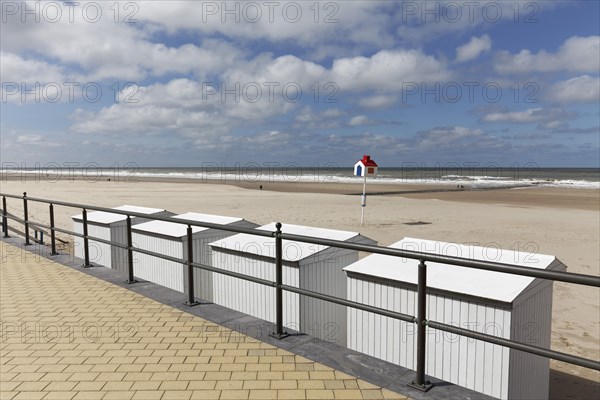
[1,192,599,392]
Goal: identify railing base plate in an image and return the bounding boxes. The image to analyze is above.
[125,279,139,284]
[408,381,434,392]
[81,264,94,268]
[269,332,290,340]
[184,301,200,307]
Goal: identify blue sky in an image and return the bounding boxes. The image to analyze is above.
[1,1,599,167]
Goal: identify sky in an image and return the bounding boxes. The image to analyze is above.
[1,0,599,168]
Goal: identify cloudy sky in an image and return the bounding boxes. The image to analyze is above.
[1,0,599,167]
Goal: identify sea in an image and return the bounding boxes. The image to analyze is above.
[9,165,599,190]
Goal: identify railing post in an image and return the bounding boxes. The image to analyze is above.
[184,225,199,306]
[270,222,289,339]
[2,196,9,238]
[81,209,93,268]
[125,216,138,284]
[49,204,58,255]
[409,259,433,392]
[23,192,31,246]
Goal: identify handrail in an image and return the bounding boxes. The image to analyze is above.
[3,193,274,238]
[3,192,598,287]
[281,232,600,287]
[1,191,599,393]
[426,320,599,371]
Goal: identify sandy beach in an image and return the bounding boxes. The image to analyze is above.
[1,178,598,394]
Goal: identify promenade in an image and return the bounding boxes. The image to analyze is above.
[0,240,408,400]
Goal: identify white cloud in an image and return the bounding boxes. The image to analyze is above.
[539,121,567,130]
[296,107,345,123]
[455,34,492,63]
[16,135,43,144]
[324,126,507,156]
[483,108,546,123]
[0,52,72,104]
[415,126,484,148]
[245,131,292,146]
[331,50,451,92]
[69,78,295,138]
[495,36,600,74]
[136,1,396,49]
[348,115,374,126]
[223,54,329,90]
[537,121,599,134]
[358,94,397,108]
[482,108,544,123]
[15,134,63,148]
[67,46,448,139]
[0,52,66,83]
[221,49,449,95]
[482,108,574,124]
[322,109,345,118]
[549,75,600,103]
[1,2,448,103]
[1,2,246,82]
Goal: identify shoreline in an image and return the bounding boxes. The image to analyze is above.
[3,175,599,211]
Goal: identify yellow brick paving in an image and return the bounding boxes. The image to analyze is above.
[0,242,408,400]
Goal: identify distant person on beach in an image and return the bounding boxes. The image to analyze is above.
[259,185,263,190]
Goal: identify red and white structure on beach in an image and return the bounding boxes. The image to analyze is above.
[354,155,378,225]
[354,155,378,177]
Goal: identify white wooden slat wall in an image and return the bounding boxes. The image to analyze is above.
[73,222,113,268]
[72,212,171,272]
[212,253,299,328]
[73,221,83,261]
[132,234,184,292]
[73,221,130,271]
[190,235,217,302]
[508,284,552,400]
[348,279,417,366]
[300,250,356,346]
[90,224,113,268]
[347,276,512,399]
[190,222,258,302]
[110,225,129,274]
[190,228,254,303]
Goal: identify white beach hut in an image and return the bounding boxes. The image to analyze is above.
[209,222,377,346]
[131,213,257,300]
[72,205,172,272]
[343,237,566,400]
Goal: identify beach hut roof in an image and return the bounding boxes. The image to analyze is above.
[355,155,378,167]
[132,212,244,238]
[343,237,566,303]
[72,205,166,224]
[210,222,366,262]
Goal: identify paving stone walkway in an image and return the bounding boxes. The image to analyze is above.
[0,241,408,400]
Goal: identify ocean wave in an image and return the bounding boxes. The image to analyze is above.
[11,169,600,189]
[127,172,600,189]
[441,175,512,181]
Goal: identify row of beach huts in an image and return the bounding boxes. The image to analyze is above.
[72,205,565,400]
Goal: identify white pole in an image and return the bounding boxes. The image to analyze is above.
[361,174,367,225]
